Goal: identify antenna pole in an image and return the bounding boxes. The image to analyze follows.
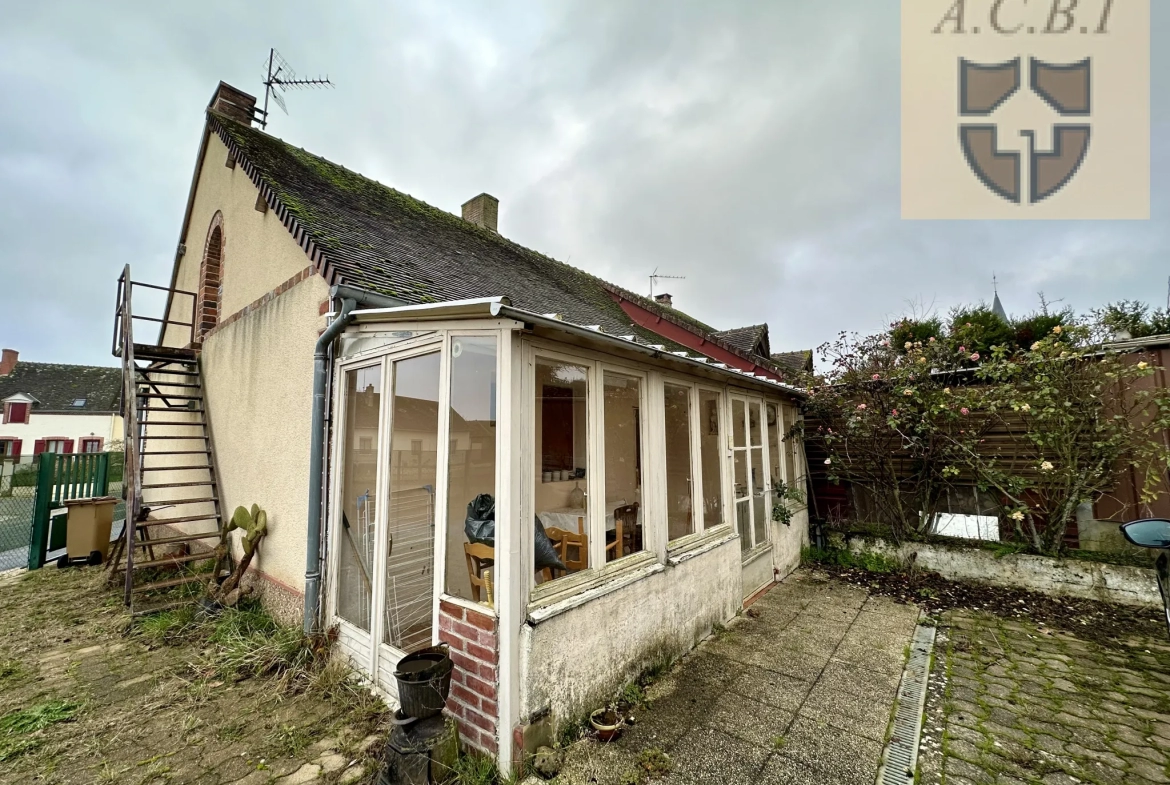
[261,48,274,129]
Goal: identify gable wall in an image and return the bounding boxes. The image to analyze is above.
[162,132,320,347]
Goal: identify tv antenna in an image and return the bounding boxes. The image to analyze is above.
[649,267,686,299]
[258,48,333,129]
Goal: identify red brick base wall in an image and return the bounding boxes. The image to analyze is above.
[438,600,499,755]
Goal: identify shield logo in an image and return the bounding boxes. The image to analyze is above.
[959,57,1092,205]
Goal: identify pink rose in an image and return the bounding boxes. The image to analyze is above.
[959,346,967,353]
[857,403,867,410]
[892,409,899,416]
[970,353,980,361]
[872,374,881,381]
[960,407,970,415]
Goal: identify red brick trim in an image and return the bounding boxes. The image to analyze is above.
[200,266,317,343]
[439,600,499,756]
[195,212,225,339]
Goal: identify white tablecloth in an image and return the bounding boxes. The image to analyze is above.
[539,501,641,533]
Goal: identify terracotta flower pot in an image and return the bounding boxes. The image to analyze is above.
[590,708,623,742]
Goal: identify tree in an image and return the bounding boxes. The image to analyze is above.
[799,331,992,541]
[961,325,1170,554]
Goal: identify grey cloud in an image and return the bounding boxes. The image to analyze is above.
[0,0,1165,367]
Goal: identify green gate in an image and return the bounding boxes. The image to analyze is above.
[27,452,111,570]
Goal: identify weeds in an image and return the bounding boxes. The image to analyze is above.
[619,682,646,708]
[0,700,81,761]
[802,546,902,574]
[637,748,670,775]
[0,659,24,686]
[448,750,527,785]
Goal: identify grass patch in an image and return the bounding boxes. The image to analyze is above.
[620,682,646,708]
[802,546,902,573]
[637,748,671,775]
[0,700,81,761]
[0,659,25,687]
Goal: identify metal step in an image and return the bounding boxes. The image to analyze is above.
[147,496,218,505]
[141,481,214,489]
[140,450,212,456]
[132,531,220,548]
[141,465,210,472]
[141,435,210,440]
[140,422,206,427]
[138,514,219,526]
[132,343,197,362]
[138,393,202,401]
[138,369,201,378]
[136,382,202,389]
[132,552,216,570]
[131,573,207,594]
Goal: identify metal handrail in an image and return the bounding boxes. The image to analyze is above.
[119,265,140,606]
[112,268,199,358]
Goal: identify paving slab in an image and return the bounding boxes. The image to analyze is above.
[556,569,921,784]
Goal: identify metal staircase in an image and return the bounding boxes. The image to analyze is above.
[111,265,227,612]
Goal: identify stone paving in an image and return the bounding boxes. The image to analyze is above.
[550,570,923,785]
[919,609,1170,785]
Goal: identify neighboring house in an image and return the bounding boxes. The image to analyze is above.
[126,82,811,770]
[0,349,122,462]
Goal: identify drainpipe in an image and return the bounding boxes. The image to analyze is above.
[304,285,406,635]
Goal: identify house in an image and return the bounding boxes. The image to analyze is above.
[0,349,123,463]
[121,82,811,770]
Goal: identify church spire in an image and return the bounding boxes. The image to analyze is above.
[991,274,1008,322]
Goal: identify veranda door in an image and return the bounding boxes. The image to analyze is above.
[730,396,772,558]
[332,346,444,695]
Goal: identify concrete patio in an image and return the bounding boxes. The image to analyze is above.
[549,569,923,785]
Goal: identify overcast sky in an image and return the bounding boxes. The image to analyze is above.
[1,1,1166,368]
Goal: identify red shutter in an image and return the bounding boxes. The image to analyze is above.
[62,439,74,454]
[33,439,45,457]
[10,439,21,460]
[7,402,28,424]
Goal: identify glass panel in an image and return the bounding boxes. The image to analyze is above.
[340,330,437,360]
[664,384,694,542]
[751,447,767,547]
[337,364,381,632]
[446,337,497,606]
[604,372,643,562]
[383,352,440,651]
[783,407,798,487]
[732,399,746,446]
[748,402,763,447]
[737,501,751,554]
[767,404,782,491]
[699,390,724,529]
[536,358,590,580]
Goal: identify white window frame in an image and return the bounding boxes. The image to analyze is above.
[526,340,658,605]
[729,394,775,557]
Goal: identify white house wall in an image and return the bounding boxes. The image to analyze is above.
[519,537,742,728]
[0,413,122,454]
[200,274,330,617]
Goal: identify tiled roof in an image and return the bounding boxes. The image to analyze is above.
[0,362,121,414]
[770,351,813,373]
[208,113,779,367]
[714,325,769,357]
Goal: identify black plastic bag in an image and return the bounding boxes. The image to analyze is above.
[464,494,496,546]
[463,494,565,572]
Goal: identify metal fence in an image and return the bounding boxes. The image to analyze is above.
[0,456,124,573]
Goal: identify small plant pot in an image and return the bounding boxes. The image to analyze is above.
[590,708,623,742]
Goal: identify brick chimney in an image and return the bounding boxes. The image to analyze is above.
[208,82,258,126]
[654,293,674,308]
[0,349,17,376]
[462,194,499,233]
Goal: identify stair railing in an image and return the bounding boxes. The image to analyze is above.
[111,264,200,605]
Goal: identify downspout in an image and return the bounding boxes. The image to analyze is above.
[304,284,406,635]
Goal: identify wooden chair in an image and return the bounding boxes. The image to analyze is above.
[545,526,588,572]
[605,520,624,562]
[614,503,641,554]
[463,542,495,604]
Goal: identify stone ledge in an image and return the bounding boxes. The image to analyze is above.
[848,536,1160,607]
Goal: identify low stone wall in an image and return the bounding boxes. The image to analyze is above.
[848,536,1161,607]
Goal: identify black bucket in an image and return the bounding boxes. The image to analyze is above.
[394,644,453,720]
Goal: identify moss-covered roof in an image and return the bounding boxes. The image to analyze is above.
[0,362,121,413]
[207,113,777,361]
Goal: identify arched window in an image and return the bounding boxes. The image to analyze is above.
[196,213,224,339]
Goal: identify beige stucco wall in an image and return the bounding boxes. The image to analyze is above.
[200,274,329,598]
[519,538,742,729]
[162,131,318,348]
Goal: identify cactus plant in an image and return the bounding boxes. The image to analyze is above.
[209,504,268,607]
